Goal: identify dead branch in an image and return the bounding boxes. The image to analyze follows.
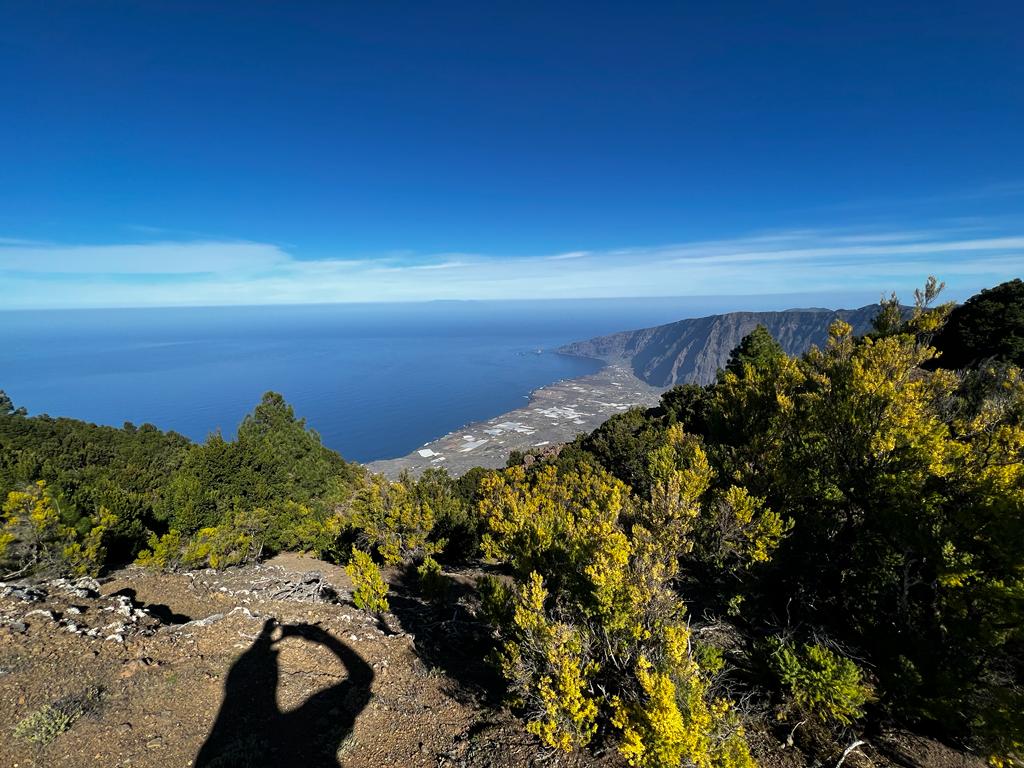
[835,738,867,768]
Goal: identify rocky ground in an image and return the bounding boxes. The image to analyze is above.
[0,553,988,768]
[0,554,588,768]
[368,364,664,478]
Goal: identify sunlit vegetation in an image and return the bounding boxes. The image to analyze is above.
[766,638,872,727]
[477,461,756,766]
[2,277,1022,766]
[502,277,1021,766]
[345,546,390,613]
[0,388,483,586]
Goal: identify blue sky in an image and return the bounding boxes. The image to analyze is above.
[1,1,1022,309]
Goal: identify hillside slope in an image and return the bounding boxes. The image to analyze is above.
[559,305,881,386]
[0,555,578,768]
[0,557,985,768]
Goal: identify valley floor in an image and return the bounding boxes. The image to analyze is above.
[368,364,664,478]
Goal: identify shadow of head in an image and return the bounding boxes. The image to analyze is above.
[110,587,192,624]
[195,620,374,768]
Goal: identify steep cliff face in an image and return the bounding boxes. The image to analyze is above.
[559,305,881,386]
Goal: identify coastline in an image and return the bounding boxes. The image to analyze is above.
[366,362,664,478]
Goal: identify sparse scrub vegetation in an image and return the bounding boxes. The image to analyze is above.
[2,278,1023,766]
[14,704,78,745]
[346,547,390,613]
[416,554,448,601]
[473,278,1024,765]
[13,685,104,745]
[766,639,872,727]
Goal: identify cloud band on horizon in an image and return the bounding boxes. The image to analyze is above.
[2,225,1022,309]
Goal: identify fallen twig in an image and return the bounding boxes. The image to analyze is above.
[835,738,867,768]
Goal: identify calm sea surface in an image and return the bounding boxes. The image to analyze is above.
[1,297,783,462]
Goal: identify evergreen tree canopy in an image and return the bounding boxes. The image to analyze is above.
[1,391,362,563]
[160,391,362,533]
[933,278,1024,369]
[720,324,785,379]
[0,390,27,417]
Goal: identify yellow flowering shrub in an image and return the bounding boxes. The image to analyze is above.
[182,525,251,570]
[480,462,630,577]
[479,461,756,763]
[710,486,792,569]
[346,546,389,613]
[62,506,118,577]
[350,474,441,565]
[135,529,185,570]
[1,481,118,577]
[644,424,712,538]
[612,653,754,768]
[1,481,63,572]
[0,528,14,562]
[499,572,599,752]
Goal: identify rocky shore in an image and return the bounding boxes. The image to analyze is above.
[367,364,664,478]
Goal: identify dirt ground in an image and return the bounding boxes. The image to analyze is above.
[0,554,989,768]
[0,554,602,768]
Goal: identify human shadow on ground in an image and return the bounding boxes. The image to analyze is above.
[384,565,505,708]
[195,620,374,768]
[110,587,192,624]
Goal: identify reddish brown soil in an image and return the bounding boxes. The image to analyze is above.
[0,554,988,768]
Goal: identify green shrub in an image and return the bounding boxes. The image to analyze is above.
[477,573,514,627]
[268,500,349,560]
[970,684,1024,768]
[406,467,482,561]
[14,686,103,745]
[14,704,77,745]
[416,555,448,601]
[768,639,872,726]
[693,641,726,677]
[346,547,389,613]
[135,529,185,570]
[478,462,755,765]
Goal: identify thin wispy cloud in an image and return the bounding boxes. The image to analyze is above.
[665,235,1024,265]
[546,251,590,261]
[0,240,290,274]
[1,224,1021,309]
[374,260,472,273]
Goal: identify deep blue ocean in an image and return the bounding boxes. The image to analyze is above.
[1,297,799,462]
